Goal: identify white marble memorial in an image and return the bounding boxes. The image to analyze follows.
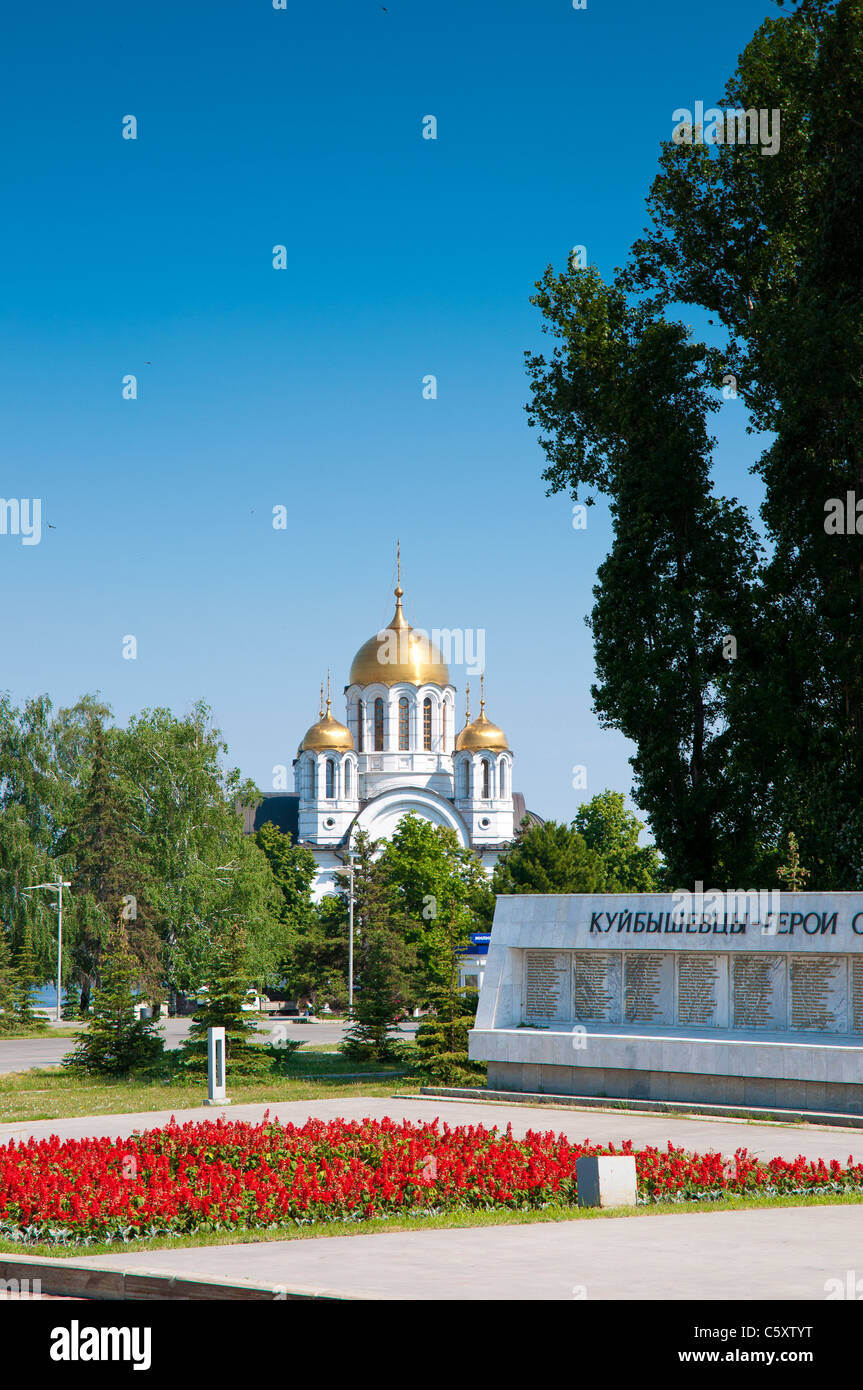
[469,893,863,1114]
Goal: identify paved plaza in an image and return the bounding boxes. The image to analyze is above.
[32,1203,861,1301]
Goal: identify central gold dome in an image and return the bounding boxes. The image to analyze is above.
[349,586,451,687]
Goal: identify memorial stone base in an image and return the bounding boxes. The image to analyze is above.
[485,1060,863,1114]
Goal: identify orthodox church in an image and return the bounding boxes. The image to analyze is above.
[245,566,540,927]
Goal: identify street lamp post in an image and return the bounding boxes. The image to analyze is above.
[23,878,72,1022]
[347,856,355,1012]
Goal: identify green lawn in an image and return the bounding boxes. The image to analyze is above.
[2,1189,862,1261]
[0,1026,82,1041]
[0,1053,419,1124]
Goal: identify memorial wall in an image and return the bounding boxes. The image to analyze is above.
[469,893,863,1115]
[521,948,852,1033]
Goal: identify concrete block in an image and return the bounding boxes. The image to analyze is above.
[576,1155,638,1208]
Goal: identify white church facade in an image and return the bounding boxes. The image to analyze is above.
[243,569,541,988]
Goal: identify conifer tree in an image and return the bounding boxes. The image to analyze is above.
[414,987,485,1086]
[12,929,45,1031]
[0,929,17,1036]
[341,924,415,1062]
[179,927,263,1076]
[338,830,416,1062]
[63,915,163,1076]
[491,820,606,895]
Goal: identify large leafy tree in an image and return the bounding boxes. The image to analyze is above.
[0,694,108,995]
[254,823,333,999]
[112,703,282,994]
[377,814,492,1002]
[62,724,159,1010]
[573,791,663,891]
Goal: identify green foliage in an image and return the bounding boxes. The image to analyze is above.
[63,917,164,1077]
[584,0,863,887]
[413,989,485,1087]
[0,929,17,1035]
[178,927,267,1077]
[339,830,418,1061]
[340,924,414,1062]
[12,929,44,1030]
[377,814,491,1000]
[527,260,761,886]
[61,723,160,1011]
[255,823,343,1003]
[0,694,286,1015]
[491,820,605,895]
[573,792,663,891]
[111,704,283,994]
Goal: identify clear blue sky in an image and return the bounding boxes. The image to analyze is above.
[1,0,775,825]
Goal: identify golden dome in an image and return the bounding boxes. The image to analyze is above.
[349,585,451,688]
[455,707,510,752]
[298,695,354,754]
[455,678,509,751]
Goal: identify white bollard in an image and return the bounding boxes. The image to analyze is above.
[576,1155,637,1208]
[204,1025,231,1106]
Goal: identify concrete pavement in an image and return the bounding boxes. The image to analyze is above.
[3,1093,863,1163]
[8,1205,862,1301]
[0,1018,418,1074]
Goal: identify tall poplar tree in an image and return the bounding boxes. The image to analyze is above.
[527,269,761,885]
[615,0,863,885]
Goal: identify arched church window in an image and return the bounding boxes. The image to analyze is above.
[423,697,432,751]
[344,761,352,798]
[326,759,335,798]
[374,698,384,751]
[399,696,410,750]
[499,759,507,798]
[307,758,316,799]
[459,759,469,799]
[482,759,490,799]
[356,700,364,752]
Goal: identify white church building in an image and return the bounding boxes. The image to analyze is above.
[243,569,541,990]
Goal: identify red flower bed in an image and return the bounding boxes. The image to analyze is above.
[1,1113,862,1246]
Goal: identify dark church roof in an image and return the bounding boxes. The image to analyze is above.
[239,791,541,847]
[239,793,300,840]
[513,791,544,831]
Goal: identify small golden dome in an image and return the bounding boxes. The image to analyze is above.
[455,677,509,751]
[349,585,450,688]
[298,695,354,753]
